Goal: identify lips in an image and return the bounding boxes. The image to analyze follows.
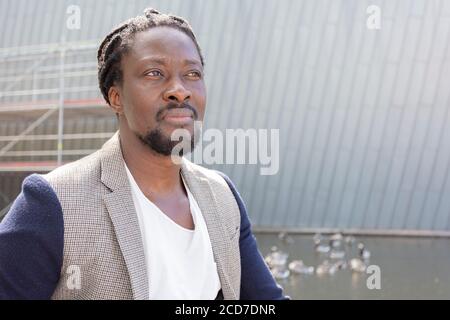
[162,108,194,125]
[164,108,193,118]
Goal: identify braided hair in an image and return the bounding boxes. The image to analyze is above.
[97,8,204,105]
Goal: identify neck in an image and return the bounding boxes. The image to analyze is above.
[119,126,182,195]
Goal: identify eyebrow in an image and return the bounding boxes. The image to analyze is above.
[138,56,202,67]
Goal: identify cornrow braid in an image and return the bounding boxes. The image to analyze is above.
[97,8,204,105]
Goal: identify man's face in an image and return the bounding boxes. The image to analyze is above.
[114,26,206,156]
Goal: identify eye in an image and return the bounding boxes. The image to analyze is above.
[145,70,164,78]
[185,70,202,79]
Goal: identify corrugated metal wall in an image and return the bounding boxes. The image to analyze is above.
[1,0,450,231]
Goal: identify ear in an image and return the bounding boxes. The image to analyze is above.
[108,86,124,116]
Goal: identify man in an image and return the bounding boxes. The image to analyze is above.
[0,8,287,300]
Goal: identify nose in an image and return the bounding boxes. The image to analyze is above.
[163,78,191,103]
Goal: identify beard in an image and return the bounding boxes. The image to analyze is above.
[136,101,201,156]
[137,126,197,156]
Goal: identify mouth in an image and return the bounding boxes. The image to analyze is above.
[162,109,194,126]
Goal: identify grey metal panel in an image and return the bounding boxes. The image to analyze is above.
[1,0,450,231]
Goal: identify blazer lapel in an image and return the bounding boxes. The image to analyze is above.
[180,159,238,300]
[100,132,149,300]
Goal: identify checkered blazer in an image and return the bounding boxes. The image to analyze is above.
[43,132,241,300]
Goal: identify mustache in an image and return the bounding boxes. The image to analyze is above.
[156,101,198,121]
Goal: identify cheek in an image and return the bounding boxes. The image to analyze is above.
[126,83,152,108]
[194,86,207,116]
[122,84,159,125]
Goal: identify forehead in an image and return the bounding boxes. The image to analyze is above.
[126,26,202,65]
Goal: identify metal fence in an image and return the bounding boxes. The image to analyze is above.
[1,0,450,234]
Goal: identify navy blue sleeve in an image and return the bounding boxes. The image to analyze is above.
[215,171,289,300]
[0,174,64,300]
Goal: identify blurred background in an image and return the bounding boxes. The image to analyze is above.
[1,0,450,299]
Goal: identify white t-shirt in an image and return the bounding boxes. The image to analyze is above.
[124,163,221,300]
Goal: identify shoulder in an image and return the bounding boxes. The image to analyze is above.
[0,174,63,299]
[181,159,247,215]
[0,173,63,237]
[213,171,244,205]
[42,150,102,186]
[182,159,231,188]
[3,174,62,224]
